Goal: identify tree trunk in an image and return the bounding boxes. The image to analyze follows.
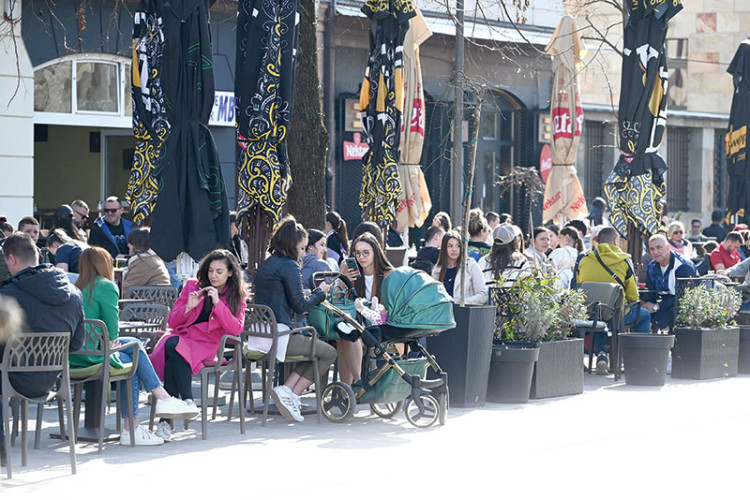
[287,0,329,230]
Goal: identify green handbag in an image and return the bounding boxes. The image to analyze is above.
[308,288,359,341]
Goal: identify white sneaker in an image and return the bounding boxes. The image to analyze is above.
[291,391,305,422]
[153,421,172,442]
[120,426,164,446]
[155,397,200,419]
[270,386,304,422]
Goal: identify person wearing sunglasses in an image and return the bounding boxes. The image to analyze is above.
[89,196,134,260]
[666,221,695,259]
[70,199,90,240]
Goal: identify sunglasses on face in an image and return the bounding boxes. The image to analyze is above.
[103,208,119,214]
[672,230,683,234]
[74,210,89,220]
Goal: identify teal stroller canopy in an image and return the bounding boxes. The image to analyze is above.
[380,267,456,331]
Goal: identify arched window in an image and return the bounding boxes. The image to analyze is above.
[34,54,132,128]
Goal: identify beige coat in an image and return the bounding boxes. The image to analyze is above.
[121,251,172,296]
[432,259,488,306]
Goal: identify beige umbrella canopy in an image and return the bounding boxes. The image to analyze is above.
[542,15,588,224]
[396,3,432,230]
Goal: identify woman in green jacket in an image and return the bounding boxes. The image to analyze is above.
[74,247,196,446]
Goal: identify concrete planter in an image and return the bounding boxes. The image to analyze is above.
[672,326,739,380]
[426,304,495,408]
[530,338,584,399]
[487,342,540,404]
[738,325,750,374]
[619,333,675,386]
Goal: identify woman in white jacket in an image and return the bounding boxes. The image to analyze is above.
[432,230,488,305]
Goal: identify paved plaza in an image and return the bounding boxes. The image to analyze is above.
[2,372,750,499]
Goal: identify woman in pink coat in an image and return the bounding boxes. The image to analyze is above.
[149,249,247,440]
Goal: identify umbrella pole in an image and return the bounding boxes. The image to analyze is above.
[626,221,644,279]
[243,207,273,284]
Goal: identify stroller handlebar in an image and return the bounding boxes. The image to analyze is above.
[312,271,359,299]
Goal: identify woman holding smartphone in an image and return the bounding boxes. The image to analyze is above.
[339,232,394,385]
[149,249,247,440]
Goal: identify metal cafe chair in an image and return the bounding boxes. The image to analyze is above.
[1,331,77,478]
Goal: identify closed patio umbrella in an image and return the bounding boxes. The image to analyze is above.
[129,0,232,262]
[359,0,416,227]
[128,0,168,224]
[395,3,432,230]
[235,0,300,272]
[726,40,750,224]
[603,0,682,239]
[542,15,588,225]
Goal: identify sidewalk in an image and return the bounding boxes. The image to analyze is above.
[3,372,750,499]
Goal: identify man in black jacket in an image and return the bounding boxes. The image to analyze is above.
[0,232,85,397]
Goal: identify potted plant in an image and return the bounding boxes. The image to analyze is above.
[672,285,742,380]
[619,331,675,387]
[487,270,586,403]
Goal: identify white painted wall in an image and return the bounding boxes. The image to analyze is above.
[0,0,34,226]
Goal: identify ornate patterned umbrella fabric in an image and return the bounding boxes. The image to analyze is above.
[359,0,416,226]
[235,0,300,225]
[142,0,232,262]
[726,40,750,224]
[604,0,682,239]
[128,0,168,224]
[395,4,432,229]
[542,15,588,224]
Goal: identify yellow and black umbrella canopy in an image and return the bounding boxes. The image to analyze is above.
[726,40,750,224]
[604,0,682,239]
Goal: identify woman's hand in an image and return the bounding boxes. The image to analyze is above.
[344,266,359,282]
[318,281,333,294]
[205,286,220,306]
[185,289,205,313]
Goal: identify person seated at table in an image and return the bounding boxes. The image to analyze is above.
[74,247,197,446]
[641,234,698,332]
[412,225,445,274]
[549,226,583,289]
[524,227,554,273]
[301,228,335,290]
[433,229,487,305]
[46,228,87,275]
[667,221,695,259]
[121,227,171,296]
[575,227,652,373]
[339,231,395,383]
[149,249,247,437]
[254,216,336,422]
[478,223,529,287]
[710,231,743,272]
[467,209,491,261]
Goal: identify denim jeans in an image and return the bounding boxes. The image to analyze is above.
[117,337,163,419]
[593,306,652,354]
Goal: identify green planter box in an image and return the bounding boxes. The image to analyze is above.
[672,326,739,380]
[530,338,583,399]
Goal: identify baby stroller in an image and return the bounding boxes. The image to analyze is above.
[310,267,456,428]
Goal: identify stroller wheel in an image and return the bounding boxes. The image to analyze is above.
[404,394,439,428]
[321,382,356,423]
[438,391,448,425]
[369,401,404,419]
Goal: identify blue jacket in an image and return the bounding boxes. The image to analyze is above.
[643,252,697,330]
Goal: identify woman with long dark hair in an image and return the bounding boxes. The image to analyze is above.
[549,226,582,289]
[326,211,350,264]
[339,231,394,384]
[121,227,171,296]
[254,216,337,422]
[149,249,247,439]
[432,230,487,305]
[51,205,86,242]
[301,228,336,289]
[74,247,196,446]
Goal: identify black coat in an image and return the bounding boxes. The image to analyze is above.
[0,265,85,397]
[254,254,325,329]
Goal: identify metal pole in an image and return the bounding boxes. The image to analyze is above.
[324,0,337,211]
[450,0,465,223]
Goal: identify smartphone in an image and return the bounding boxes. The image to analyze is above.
[345,257,361,279]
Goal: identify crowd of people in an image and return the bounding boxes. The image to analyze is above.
[3,193,750,458]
